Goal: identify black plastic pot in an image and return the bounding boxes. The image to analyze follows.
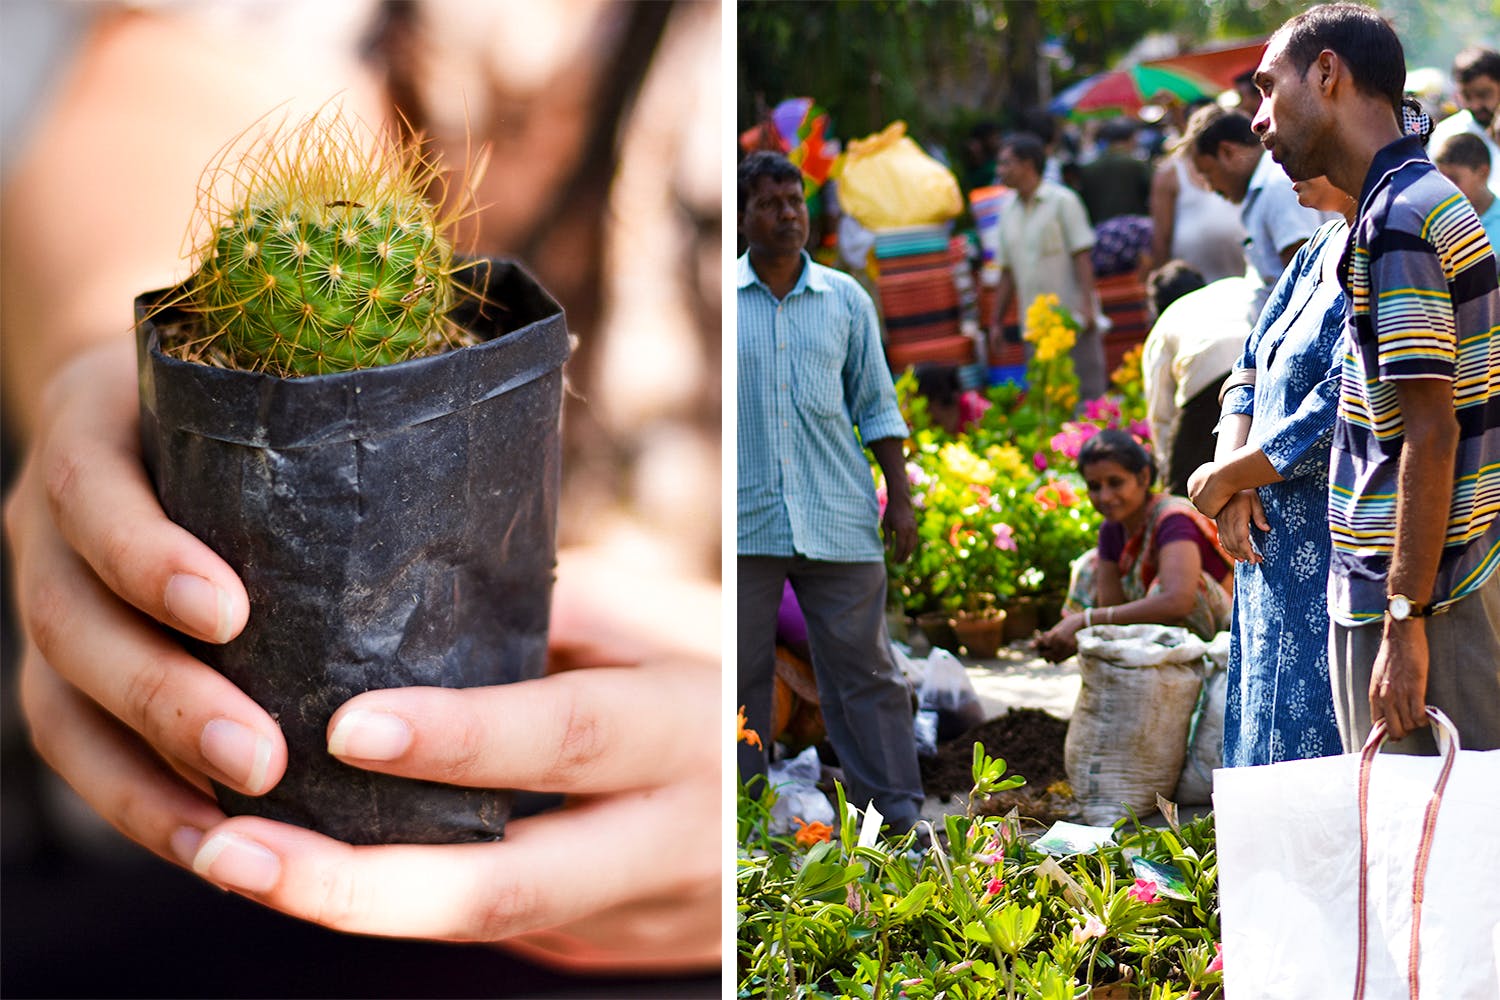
[136,258,569,845]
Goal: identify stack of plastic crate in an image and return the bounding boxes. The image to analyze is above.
[874,223,973,373]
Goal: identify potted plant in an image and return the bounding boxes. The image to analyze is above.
[135,109,570,845]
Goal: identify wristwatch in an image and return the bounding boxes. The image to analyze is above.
[1386,593,1436,620]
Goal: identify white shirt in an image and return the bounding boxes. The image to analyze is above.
[1142,276,1258,461]
[1429,109,1500,196]
[1240,150,1330,322]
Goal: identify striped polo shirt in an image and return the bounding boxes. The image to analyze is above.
[1328,135,1500,626]
[737,251,909,562]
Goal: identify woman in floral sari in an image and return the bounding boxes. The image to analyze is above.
[1035,428,1232,662]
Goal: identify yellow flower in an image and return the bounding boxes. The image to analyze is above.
[984,443,1027,481]
[939,441,995,485]
[1112,343,1144,390]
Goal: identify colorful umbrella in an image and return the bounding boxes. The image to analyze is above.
[1050,64,1219,119]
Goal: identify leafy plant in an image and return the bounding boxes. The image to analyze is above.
[737,736,1225,999]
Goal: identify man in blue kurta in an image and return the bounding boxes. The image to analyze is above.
[736,151,924,832]
[1253,3,1500,753]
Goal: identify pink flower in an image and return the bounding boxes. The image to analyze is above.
[1127,878,1159,904]
[986,877,1005,896]
[1072,914,1107,943]
[1049,421,1100,459]
[1083,397,1120,423]
[1130,420,1152,443]
[876,484,888,518]
[901,978,924,987]
[1207,941,1223,974]
[993,523,1017,552]
[972,836,1005,865]
[970,483,991,505]
[1033,451,1048,471]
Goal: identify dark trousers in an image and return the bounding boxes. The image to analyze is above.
[736,555,924,829]
[1166,374,1229,496]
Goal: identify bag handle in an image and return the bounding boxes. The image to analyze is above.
[1353,706,1461,1000]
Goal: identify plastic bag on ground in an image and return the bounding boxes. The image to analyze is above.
[768,746,835,835]
[918,648,987,742]
[1065,625,1206,824]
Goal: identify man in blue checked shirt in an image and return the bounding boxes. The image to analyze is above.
[736,151,925,833]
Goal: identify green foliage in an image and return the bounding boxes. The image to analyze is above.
[180,110,463,377]
[737,743,1225,999]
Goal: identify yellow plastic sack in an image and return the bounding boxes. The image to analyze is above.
[836,121,963,230]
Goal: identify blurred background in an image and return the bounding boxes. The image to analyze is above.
[1,1,720,996]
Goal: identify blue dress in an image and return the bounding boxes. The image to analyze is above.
[1221,220,1348,766]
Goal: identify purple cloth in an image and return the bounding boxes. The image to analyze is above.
[776,581,808,646]
[1097,512,1229,581]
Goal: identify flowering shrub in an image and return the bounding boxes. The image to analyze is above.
[882,295,1156,621]
[737,744,1226,999]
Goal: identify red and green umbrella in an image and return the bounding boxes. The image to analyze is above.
[1051,64,1220,120]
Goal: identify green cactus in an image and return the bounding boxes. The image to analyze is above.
[178,110,466,377]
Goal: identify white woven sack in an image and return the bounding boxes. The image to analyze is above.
[1065,624,1206,823]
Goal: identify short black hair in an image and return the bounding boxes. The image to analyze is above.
[912,363,961,408]
[1453,46,1500,87]
[1000,132,1047,174]
[1078,427,1158,487]
[1271,3,1404,114]
[1147,260,1207,316]
[1098,118,1137,144]
[738,151,802,212]
[1433,131,1492,171]
[1179,105,1258,158]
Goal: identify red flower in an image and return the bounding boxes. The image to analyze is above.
[1127,878,1159,904]
[985,877,1005,896]
[1207,941,1223,974]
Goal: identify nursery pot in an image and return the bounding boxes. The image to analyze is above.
[136,258,570,845]
[915,611,959,652]
[950,610,1007,659]
[1001,596,1041,641]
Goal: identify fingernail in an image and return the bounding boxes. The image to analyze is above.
[193,832,280,893]
[165,574,231,643]
[170,826,204,867]
[201,718,274,794]
[328,709,413,761]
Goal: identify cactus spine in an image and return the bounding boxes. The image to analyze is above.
[181,111,465,377]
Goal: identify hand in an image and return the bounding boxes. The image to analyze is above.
[1032,611,1086,663]
[1213,490,1268,564]
[7,339,269,864]
[7,342,720,972]
[192,551,720,970]
[882,494,917,563]
[1187,461,1230,518]
[1369,619,1430,742]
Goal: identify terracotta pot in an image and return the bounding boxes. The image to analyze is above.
[1002,597,1041,641]
[950,610,1007,659]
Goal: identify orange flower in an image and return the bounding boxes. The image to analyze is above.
[793,817,833,847]
[736,705,762,749]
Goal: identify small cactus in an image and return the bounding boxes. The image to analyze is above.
[175,110,469,377]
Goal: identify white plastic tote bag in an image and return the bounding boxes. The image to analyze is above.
[1213,707,1500,999]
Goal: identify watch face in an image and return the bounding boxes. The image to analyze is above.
[1389,595,1412,620]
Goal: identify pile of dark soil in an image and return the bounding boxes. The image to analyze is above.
[920,707,1075,826]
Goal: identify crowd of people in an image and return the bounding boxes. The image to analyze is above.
[738,6,1500,839]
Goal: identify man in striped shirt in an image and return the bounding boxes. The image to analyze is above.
[736,152,925,832]
[1254,4,1500,753]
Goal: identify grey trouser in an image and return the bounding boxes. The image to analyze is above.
[737,555,924,830]
[1329,569,1500,754]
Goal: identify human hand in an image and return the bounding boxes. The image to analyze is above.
[883,493,917,563]
[7,339,275,863]
[1369,620,1430,742]
[1213,490,1267,564]
[1032,612,1085,663]
[1187,462,1229,518]
[186,548,721,972]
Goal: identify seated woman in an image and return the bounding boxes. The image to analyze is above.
[1035,428,1232,662]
